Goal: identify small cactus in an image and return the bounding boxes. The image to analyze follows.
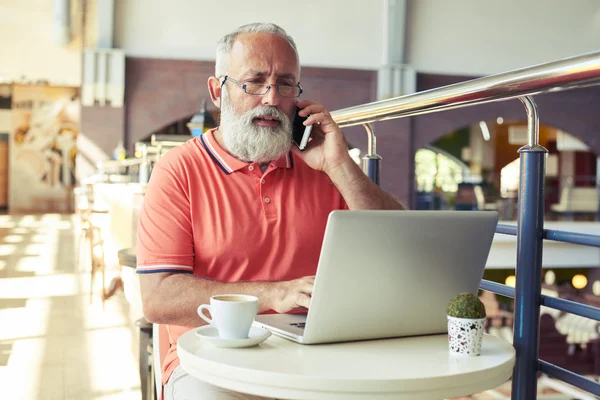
[447,292,486,319]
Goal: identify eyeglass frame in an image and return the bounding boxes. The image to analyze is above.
[219,75,303,98]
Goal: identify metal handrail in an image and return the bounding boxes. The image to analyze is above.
[330,51,600,128]
[328,51,600,400]
[480,279,600,329]
[497,223,600,247]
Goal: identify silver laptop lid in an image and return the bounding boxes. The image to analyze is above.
[301,210,498,344]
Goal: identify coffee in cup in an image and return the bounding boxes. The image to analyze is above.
[197,294,259,340]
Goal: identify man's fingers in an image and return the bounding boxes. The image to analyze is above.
[296,100,318,112]
[298,105,322,117]
[300,276,315,294]
[303,111,332,127]
[301,282,314,294]
[297,102,331,122]
[295,292,311,309]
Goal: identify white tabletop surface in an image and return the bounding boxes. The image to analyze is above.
[178,329,516,400]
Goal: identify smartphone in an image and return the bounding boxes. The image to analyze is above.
[292,108,313,151]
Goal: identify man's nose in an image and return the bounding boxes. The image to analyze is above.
[261,85,280,106]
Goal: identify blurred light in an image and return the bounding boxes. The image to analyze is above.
[3,235,23,244]
[505,275,516,287]
[572,274,588,290]
[497,117,504,124]
[593,281,600,296]
[479,121,490,141]
[544,270,556,285]
[0,244,16,256]
[349,148,361,165]
[41,214,61,223]
[92,244,104,259]
[0,273,79,297]
[18,216,37,227]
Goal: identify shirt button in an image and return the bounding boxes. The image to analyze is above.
[264,197,271,203]
[261,179,266,184]
[248,165,254,171]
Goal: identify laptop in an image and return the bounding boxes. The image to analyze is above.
[253,210,498,344]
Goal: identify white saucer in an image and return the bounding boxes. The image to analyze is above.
[194,326,272,348]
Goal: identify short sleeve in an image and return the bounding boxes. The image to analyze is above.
[136,162,195,274]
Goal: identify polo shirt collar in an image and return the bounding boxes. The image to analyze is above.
[200,129,294,174]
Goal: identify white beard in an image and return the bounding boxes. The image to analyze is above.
[219,89,293,163]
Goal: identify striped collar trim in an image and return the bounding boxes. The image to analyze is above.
[200,129,294,174]
[273,151,294,169]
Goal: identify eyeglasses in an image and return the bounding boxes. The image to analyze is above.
[220,76,303,98]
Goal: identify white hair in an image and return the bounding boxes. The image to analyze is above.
[215,23,299,77]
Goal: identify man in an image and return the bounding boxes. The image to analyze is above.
[136,22,403,400]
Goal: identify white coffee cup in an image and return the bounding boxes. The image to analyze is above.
[197,294,259,340]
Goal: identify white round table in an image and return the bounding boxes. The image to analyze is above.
[178,330,515,400]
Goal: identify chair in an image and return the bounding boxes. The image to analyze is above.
[551,186,599,217]
[137,318,153,400]
[75,184,111,305]
[454,183,485,211]
[74,184,94,265]
[88,225,106,305]
[151,324,170,400]
[152,324,162,399]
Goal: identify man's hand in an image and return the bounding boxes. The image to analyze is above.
[291,100,404,211]
[269,275,315,313]
[292,100,354,176]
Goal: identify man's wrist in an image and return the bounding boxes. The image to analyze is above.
[324,157,362,184]
[258,281,282,313]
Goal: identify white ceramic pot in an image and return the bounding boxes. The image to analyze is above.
[447,316,486,356]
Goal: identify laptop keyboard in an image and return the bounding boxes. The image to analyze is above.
[290,322,305,329]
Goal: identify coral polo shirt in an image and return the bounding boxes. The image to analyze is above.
[136,129,346,384]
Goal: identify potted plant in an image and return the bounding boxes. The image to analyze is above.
[447,292,487,356]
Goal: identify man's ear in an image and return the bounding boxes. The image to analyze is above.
[208,76,222,109]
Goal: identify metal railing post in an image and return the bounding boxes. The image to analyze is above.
[512,96,547,400]
[362,123,382,185]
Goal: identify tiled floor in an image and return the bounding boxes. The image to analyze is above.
[0,214,141,400]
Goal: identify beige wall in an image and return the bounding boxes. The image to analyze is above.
[3,1,599,84]
[0,109,10,133]
[406,0,600,75]
[113,0,384,70]
[113,0,600,75]
[0,0,87,86]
